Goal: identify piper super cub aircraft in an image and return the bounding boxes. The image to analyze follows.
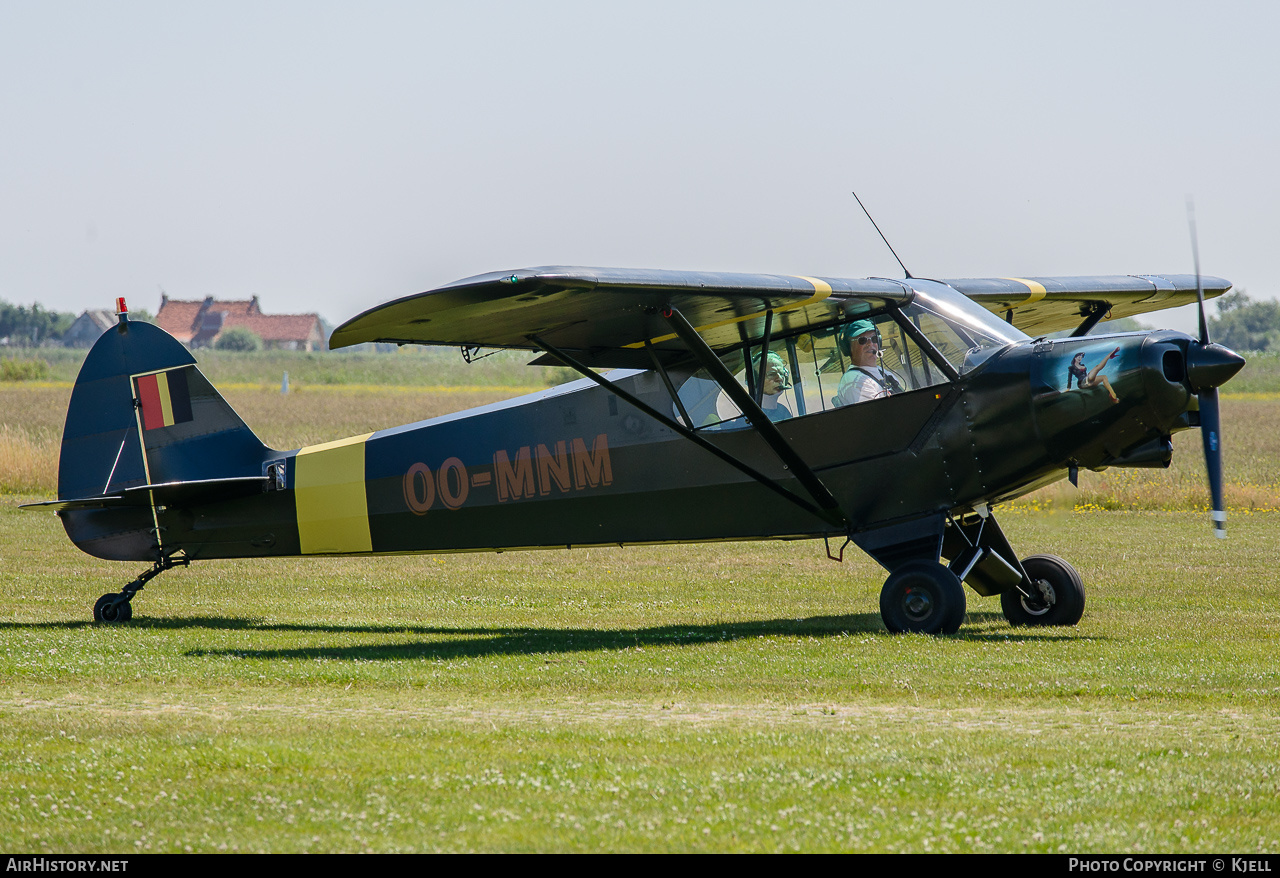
[27,261,1244,633]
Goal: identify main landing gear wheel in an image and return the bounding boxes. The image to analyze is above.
[1001,554,1085,627]
[93,593,133,624]
[880,560,966,635]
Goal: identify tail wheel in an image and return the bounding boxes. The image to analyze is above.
[1001,554,1085,627]
[93,593,133,624]
[880,560,966,635]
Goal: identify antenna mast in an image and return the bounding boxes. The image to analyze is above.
[852,190,913,279]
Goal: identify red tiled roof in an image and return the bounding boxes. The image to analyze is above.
[222,312,321,343]
[156,296,323,346]
[155,300,204,342]
[204,299,260,317]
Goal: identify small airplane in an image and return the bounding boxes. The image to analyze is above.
[25,259,1244,634]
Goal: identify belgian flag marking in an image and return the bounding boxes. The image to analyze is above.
[136,368,194,431]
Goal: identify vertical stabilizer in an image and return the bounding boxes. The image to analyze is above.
[60,320,270,498]
[57,319,273,560]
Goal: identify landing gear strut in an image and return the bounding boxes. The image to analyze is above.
[92,556,188,624]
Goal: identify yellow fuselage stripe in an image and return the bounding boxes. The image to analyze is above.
[1003,277,1047,308]
[295,433,374,554]
[623,276,833,349]
[155,372,175,427]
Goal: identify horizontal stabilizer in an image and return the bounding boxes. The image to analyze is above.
[22,476,270,513]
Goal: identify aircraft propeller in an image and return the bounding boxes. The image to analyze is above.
[1185,200,1244,538]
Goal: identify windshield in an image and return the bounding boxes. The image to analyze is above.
[902,280,1026,374]
[909,280,1027,344]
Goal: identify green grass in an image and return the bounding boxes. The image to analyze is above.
[0,359,50,381]
[2,502,1278,852]
[1218,350,1280,395]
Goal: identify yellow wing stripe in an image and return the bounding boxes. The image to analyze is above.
[622,276,833,349]
[1003,277,1048,308]
[295,433,374,554]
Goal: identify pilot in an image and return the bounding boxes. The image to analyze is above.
[752,351,793,422]
[833,319,903,406]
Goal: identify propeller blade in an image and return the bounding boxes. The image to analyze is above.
[1186,196,1230,536]
[1199,387,1226,538]
[1187,197,1210,345]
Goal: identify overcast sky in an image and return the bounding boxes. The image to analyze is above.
[1,1,1274,335]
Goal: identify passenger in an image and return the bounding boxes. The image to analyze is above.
[833,319,903,406]
[752,351,793,422]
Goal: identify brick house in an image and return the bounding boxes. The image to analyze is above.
[155,295,326,351]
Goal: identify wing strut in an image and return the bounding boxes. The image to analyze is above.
[643,340,694,428]
[528,335,840,527]
[1068,302,1110,338]
[659,307,851,530]
[754,309,774,404]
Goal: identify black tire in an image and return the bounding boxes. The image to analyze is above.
[880,560,967,635]
[1001,554,1085,627]
[93,593,132,624]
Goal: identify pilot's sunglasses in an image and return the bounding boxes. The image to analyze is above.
[856,334,882,346]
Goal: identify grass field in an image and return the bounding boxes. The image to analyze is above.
[1,506,1277,853]
[2,349,1278,852]
[2,345,572,389]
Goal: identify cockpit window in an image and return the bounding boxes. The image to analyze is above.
[673,310,947,429]
[674,347,807,428]
[906,280,1026,371]
[670,288,1020,429]
[901,301,1013,375]
[802,313,949,411]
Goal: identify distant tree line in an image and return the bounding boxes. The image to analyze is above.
[0,298,157,347]
[0,300,75,346]
[1208,290,1280,352]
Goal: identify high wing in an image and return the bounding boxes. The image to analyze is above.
[330,267,911,368]
[942,274,1232,336]
[330,267,1232,365]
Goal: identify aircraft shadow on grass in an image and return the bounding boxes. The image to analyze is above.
[0,611,1096,660]
[140,611,1083,661]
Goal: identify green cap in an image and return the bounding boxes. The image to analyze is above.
[845,319,876,337]
[837,319,878,355]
